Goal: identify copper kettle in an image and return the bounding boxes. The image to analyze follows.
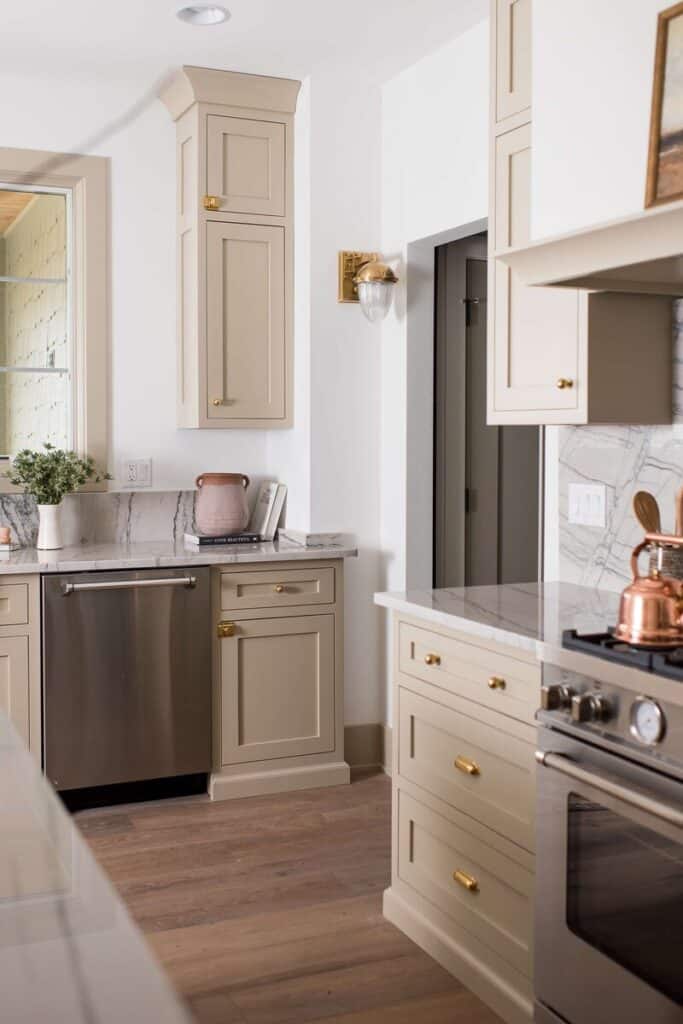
[614,533,683,647]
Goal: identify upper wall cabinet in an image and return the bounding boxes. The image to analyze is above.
[488,2,672,425]
[161,67,300,429]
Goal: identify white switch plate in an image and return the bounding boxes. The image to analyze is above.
[121,459,152,488]
[568,483,606,528]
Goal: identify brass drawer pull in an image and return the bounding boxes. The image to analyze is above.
[203,194,221,211]
[212,398,222,407]
[274,584,286,593]
[488,676,506,690]
[453,869,479,893]
[556,377,574,390]
[424,652,441,667]
[454,755,480,777]
[217,620,236,638]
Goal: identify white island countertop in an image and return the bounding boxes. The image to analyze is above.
[374,581,620,656]
[0,713,192,1024]
[0,537,358,575]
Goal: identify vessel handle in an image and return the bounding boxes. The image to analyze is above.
[630,539,649,580]
[241,475,250,489]
[196,475,203,489]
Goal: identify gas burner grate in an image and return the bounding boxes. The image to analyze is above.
[652,649,683,681]
[561,629,662,669]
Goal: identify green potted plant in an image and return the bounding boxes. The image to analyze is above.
[8,443,110,550]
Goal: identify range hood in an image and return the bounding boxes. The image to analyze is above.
[497,197,683,296]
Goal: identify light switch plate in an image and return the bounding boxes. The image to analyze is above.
[121,459,152,489]
[568,483,606,528]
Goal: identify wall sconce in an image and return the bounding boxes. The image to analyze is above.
[338,251,398,322]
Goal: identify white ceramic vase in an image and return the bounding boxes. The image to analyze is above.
[37,503,63,550]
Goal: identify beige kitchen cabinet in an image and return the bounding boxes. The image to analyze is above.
[160,66,300,429]
[384,613,540,1024]
[488,4,672,426]
[494,0,531,125]
[0,575,40,760]
[209,560,349,800]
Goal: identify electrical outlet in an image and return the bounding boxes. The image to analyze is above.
[568,483,606,528]
[121,459,152,489]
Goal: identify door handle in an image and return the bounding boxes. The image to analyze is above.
[62,576,196,594]
[536,750,683,828]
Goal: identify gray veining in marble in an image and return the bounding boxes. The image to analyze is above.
[559,298,683,593]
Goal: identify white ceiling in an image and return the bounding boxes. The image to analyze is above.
[1,0,487,84]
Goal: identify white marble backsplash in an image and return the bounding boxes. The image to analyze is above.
[0,490,197,548]
[558,299,683,592]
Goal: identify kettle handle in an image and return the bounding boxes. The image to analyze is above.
[630,540,650,581]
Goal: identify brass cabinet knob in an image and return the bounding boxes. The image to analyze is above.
[424,652,441,667]
[212,398,222,407]
[453,869,479,893]
[274,584,285,593]
[488,676,506,691]
[203,194,221,211]
[454,755,480,777]
[556,377,574,390]
[217,621,236,638]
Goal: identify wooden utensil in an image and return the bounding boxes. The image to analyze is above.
[632,491,661,535]
[676,487,683,536]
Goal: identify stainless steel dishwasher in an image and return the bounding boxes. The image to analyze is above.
[43,567,211,791]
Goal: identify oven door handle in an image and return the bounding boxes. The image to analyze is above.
[536,750,683,828]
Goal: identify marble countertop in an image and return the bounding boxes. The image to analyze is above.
[374,581,620,656]
[0,714,192,1024]
[0,537,358,575]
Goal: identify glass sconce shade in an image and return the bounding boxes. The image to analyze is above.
[357,280,394,322]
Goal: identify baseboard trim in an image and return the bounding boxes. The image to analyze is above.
[383,887,532,1024]
[344,723,392,773]
[209,761,350,801]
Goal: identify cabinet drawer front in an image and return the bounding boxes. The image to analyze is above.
[220,567,334,610]
[221,614,335,765]
[0,584,29,627]
[398,687,535,850]
[206,115,286,217]
[397,789,533,977]
[399,620,539,724]
[0,635,29,746]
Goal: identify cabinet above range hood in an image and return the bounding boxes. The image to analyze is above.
[497,197,683,296]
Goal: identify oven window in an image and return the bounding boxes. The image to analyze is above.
[567,793,683,1005]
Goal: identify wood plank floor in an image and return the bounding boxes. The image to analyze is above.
[77,772,502,1024]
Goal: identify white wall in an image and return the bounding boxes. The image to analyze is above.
[532,0,663,238]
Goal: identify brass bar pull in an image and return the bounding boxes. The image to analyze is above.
[556,377,574,390]
[453,869,479,893]
[454,755,480,777]
[217,621,236,638]
[424,653,441,667]
[274,584,285,593]
[203,194,221,211]
[488,676,506,691]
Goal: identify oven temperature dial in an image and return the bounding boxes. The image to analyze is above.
[630,698,666,745]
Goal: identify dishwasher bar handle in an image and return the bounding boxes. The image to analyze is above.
[62,576,197,595]
[536,750,683,828]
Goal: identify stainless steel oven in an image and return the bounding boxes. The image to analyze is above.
[534,640,683,1024]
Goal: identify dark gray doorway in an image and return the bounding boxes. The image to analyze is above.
[433,233,541,588]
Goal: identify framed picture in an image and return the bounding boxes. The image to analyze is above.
[646,1,683,206]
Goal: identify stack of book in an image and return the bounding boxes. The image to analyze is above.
[184,481,287,546]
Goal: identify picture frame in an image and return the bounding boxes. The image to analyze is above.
[646,1,683,207]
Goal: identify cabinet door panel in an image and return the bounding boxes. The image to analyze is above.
[206,221,286,421]
[491,124,584,418]
[495,0,531,123]
[221,615,335,765]
[207,115,285,217]
[0,636,29,746]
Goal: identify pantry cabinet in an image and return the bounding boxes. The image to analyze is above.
[488,2,672,425]
[161,66,300,429]
[210,560,349,800]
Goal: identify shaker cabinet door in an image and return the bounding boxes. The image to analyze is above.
[489,123,584,423]
[220,614,335,765]
[206,220,287,422]
[495,0,531,123]
[0,636,30,747]
[206,115,286,217]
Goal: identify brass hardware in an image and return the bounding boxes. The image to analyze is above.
[424,652,441,667]
[338,250,378,303]
[217,621,236,638]
[203,194,220,211]
[274,584,285,593]
[454,755,480,777]
[556,377,574,390]
[488,675,506,690]
[212,398,222,407]
[453,869,479,893]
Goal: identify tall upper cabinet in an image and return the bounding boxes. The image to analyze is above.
[488,3,673,425]
[161,67,300,429]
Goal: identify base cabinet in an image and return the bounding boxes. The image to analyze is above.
[0,635,30,747]
[210,560,349,800]
[0,576,40,760]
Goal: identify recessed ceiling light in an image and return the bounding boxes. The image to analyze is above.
[176,4,230,26]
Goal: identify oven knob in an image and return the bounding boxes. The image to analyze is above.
[540,684,575,711]
[571,691,611,724]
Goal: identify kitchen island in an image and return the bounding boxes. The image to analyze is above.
[0,712,192,1024]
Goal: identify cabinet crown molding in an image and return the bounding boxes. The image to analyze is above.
[159,65,301,121]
